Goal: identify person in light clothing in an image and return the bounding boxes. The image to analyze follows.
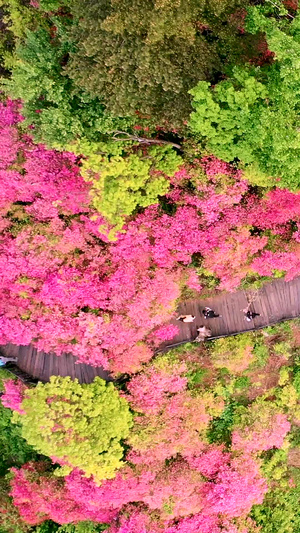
[176,314,196,323]
[194,325,212,342]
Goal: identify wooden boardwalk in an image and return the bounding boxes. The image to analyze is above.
[0,344,112,384]
[1,276,300,383]
[161,276,300,350]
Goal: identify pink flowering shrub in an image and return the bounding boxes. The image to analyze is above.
[65,449,267,523]
[73,461,205,521]
[110,512,260,533]
[201,155,236,177]
[126,357,224,463]
[206,454,268,517]
[252,251,300,282]
[186,270,202,293]
[165,512,221,533]
[151,324,180,342]
[232,404,291,454]
[64,449,267,529]
[2,99,300,371]
[126,355,188,414]
[126,397,210,464]
[10,462,115,525]
[187,445,231,478]
[1,379,27,414]
[109,507,162,533]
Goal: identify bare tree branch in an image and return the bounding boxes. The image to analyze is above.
[109,131,181,150]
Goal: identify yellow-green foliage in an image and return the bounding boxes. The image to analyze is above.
[210,333,255,374]
[242,162,272,188]
[86,146,181,235]
[14,376,133,483]
[0,0,44,71]
[275,383,300,420]
[0,0,36,40]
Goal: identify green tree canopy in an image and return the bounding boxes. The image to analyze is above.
[14,376,133,483]
[84,144,181,235]
[64,0,246,128]
[3,25,130,147]
[189,6,300,190]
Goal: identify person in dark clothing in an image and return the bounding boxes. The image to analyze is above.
[202,307,221,319]
[244,310,260,322]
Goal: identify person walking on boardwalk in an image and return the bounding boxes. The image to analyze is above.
[176,314,196,323]
[202,307,221,319]
[194,325,212,342]
[0,356,18,366]
[243,309,260,322]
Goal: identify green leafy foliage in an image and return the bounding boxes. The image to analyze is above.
[0,477,31,533]
[3,26,127,147]
[251,485,300,533]
[189,7,300,189]
[0,370,38,476]
[0,402,38,476]
[210,333,255,374]
[88,145,181,234]
[0,370,39,533]
[15,376,133,483]
[36,522,108,533]
[64,0,248,128]
[207,401,236,445]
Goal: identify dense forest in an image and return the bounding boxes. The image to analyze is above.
[1,0,300,532]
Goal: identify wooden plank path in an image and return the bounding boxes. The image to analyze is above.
[161,276,300,350]
[1,276,300,383]
[0,344,112,384]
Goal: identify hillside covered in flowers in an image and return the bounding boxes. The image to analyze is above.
[1,0,300,532]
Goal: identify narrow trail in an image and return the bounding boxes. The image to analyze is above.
[1,276,300,383]
[0,344,112,384]
[160,276,300,350]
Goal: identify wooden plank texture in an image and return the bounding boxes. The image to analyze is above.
[0,344,112,384]
[161,276,300,349]
[1,276,300,382]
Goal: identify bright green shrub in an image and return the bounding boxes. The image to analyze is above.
[242,163,271,188]
[14,376,133,483]
[251,484,300,533]
[189,7,300,190]
[88,146,181,234]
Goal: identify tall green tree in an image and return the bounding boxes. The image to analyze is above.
[13,376,133,483]
[3,25,129,147]
[65,0,248,128]
[189,4,300,190]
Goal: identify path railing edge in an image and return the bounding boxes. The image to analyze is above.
[159,314,300,353]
